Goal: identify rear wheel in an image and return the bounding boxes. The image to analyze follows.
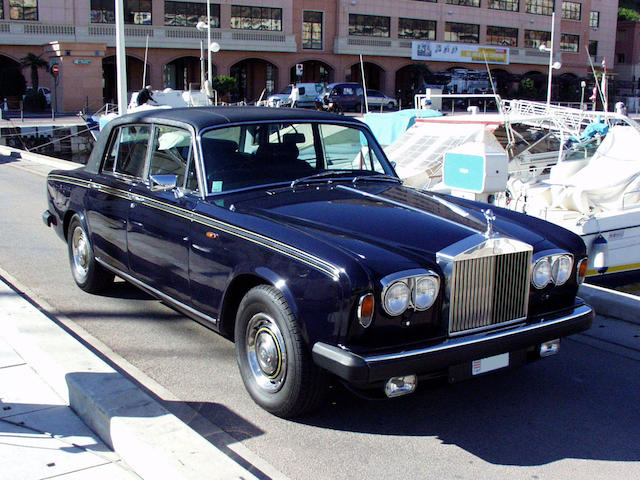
[235,285,326,417]
[67,215,113,293]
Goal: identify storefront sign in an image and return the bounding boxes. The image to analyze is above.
[412,41,509,65]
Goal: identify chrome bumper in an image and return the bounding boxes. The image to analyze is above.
[312,301,594,386]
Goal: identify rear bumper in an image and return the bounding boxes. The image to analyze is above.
[312,301,594,386]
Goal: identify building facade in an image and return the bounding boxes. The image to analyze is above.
[0,0,617,111]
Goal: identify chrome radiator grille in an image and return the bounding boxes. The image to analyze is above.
[448,248,531,335]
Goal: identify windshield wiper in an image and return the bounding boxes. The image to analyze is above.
[352,173,402,184]
[290,170,354,188]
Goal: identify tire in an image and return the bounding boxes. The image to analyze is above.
[235,285,327,417]
[67,215,114,293]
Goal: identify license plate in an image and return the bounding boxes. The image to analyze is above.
[472,353,509,375]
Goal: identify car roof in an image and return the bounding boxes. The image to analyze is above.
[85,107,366,174]
[108,106,363,132]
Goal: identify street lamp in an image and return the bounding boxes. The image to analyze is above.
[580,80,587,110]
[196,1,220,99]
[538,12,561,107]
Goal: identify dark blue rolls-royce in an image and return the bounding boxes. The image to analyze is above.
[43,107,593,417]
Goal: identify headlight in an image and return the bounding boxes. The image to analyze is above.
[532,257,552,289]
[383,281,411,316]
[413,276,439,310]
[552,255,573,285]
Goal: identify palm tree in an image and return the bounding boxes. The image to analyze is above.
[20,52,48,91]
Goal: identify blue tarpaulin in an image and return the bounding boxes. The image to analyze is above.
[362,109,442,146]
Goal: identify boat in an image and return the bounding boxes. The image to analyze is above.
[384,94,640,279]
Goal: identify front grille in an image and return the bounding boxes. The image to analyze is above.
[448,246,531,335]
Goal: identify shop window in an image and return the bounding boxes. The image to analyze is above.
[561,1,581,21]
[560,33,579,53]
[488,0,519,11]
[398,18,436,40]
[525,0,553,16]
[231,5,282,31]
[10,0,38,21]
[486,26,518,47]
[524,29,550,48]
[444,22,479,44]
[348,14,390,37]
[303,11,323,49]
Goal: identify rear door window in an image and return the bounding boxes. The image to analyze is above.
[106,125,151,179]
[147,126,193,188]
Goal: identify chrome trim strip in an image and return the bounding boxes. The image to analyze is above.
[48,174,341,279]
[364,304,593,364]
[95,257,219,326]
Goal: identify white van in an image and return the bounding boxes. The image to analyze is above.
[266,83,324,108]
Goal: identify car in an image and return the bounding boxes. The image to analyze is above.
[265,83,325,108]
[315,82,364,112]
[24,86,51,106]
[365,89,397,110]
[43,107,594,418]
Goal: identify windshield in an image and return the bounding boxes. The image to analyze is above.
[200,122,393,194]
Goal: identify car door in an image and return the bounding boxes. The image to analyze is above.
[86,124,151,273]
[127,124,197,304]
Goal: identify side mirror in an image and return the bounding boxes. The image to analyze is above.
[150,174,178,192]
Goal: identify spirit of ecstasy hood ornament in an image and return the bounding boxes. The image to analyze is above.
[482,208,496,238]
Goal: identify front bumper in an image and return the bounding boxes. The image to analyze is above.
[42,209,55,227]
[312,301,594,386]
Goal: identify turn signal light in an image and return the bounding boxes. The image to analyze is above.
[358,294,375,328]
[577,258,588,284]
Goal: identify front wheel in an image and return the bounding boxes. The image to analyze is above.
[67,215,114,293]
[235,285,326,417]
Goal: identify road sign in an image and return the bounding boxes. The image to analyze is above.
[51,64,59,75]
[296,63,303,76]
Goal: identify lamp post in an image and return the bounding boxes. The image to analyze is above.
[196,2,221,102]
[538,11,561,107]
[580,80,586,110]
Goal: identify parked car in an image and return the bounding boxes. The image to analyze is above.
[44,107,594,417]
[266,83,325,108]
[23,86,51,106]
[315,82,364,112]
[366,89,397,110]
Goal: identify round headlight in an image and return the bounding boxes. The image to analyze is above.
[552,255,572,285]
[532,257,552,289]
[383,281,411,316]
[413,276,439,310]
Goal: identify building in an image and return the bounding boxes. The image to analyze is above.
[0,0,617,112]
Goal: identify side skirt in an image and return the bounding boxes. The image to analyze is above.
[95,257,220,331]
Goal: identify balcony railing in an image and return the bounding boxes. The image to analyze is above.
[335,36,557,65]
[0,21,296,52]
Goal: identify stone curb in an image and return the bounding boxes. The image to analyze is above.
[579,283,640,325]
[0,275,259,480]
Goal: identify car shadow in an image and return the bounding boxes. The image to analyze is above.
[0,151,21,165]
[292,338,640,466]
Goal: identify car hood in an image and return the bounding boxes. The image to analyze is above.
[225,182,548,268]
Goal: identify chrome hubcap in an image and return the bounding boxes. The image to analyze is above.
[246,313,286,393]
[71,226,90,281]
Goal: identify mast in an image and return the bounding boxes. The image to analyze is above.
[115,0,128,115]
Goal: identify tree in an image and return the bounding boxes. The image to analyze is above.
[20,52,47,91]
[211,75,237,98]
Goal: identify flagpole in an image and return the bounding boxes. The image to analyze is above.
[546,11,555,106]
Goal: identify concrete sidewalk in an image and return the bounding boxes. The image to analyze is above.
[0,332,141,479]
[0,275,265,480]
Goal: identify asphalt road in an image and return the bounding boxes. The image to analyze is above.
[1,153,640,480]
